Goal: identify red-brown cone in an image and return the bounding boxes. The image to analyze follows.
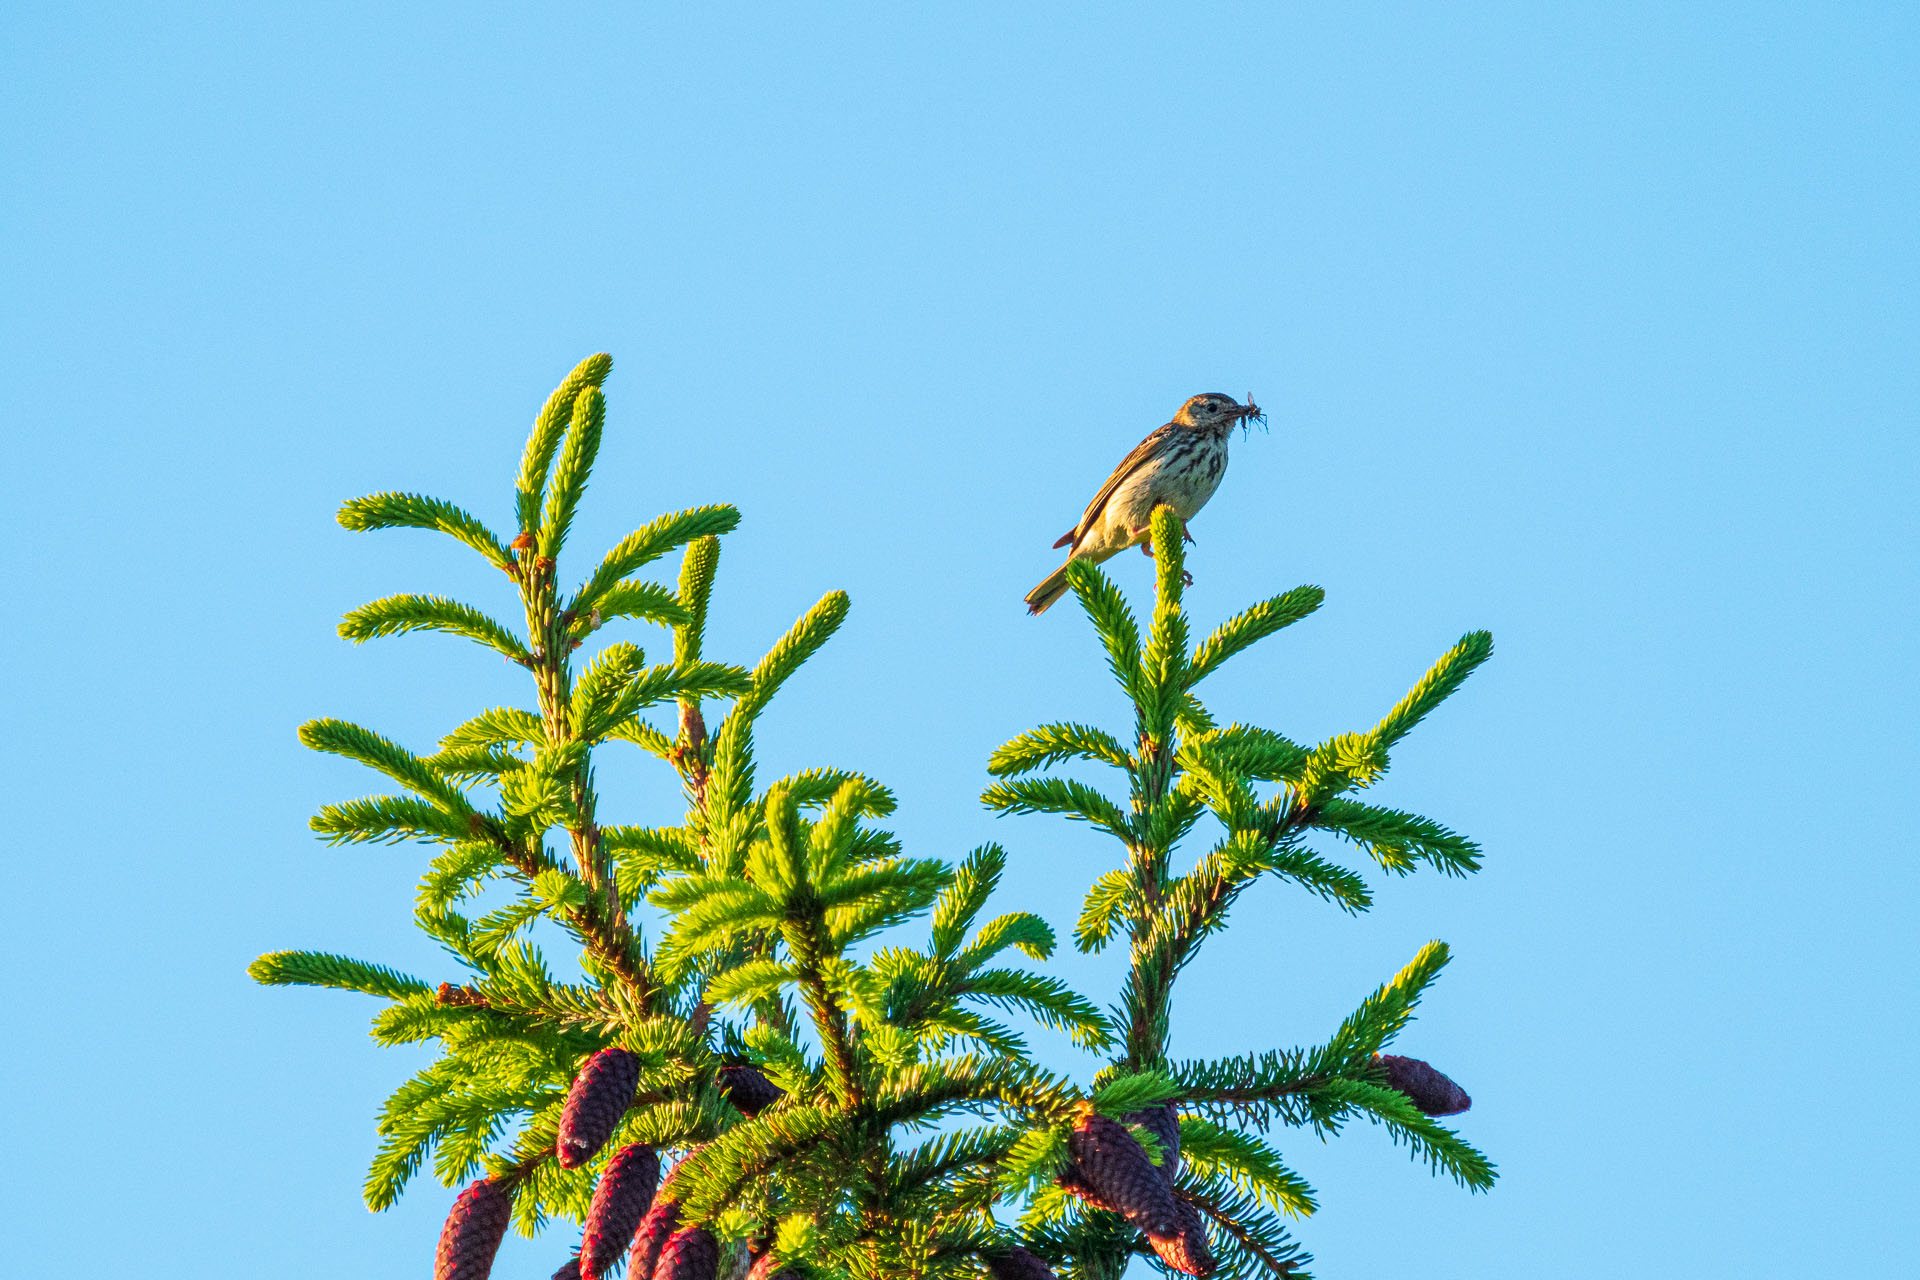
[1064,1112,1180,1238]
[1375,1054,1472,1116]
[628,1197,682,1280]
[653,1226,720,1280]
[580,1144,661,1279]
[717,1063,784,1117]
[434,1178,513,1280]
[558,1048,642,1168]
[986,1244,1059,1280]
[1055,1159,1114,1213]
[746,1251,803,1280]
[1148,1196,1216,1277]
[552,1260,582,1280]
[1125,1103,1182,1183]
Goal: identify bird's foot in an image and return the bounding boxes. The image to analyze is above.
[1182,522,1195,545]
[1182,570,1194,587]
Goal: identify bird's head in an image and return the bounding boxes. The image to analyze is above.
[1177,392,1265,434]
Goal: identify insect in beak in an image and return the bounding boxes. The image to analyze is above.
[1239,395,1267,435]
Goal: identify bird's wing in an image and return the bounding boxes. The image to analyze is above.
[1062,423,1178,551]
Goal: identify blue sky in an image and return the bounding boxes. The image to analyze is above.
[3,4,1915,1277]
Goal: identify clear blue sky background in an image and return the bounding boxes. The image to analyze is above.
[4,4,1914,1277]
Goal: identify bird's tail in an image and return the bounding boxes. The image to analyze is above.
[1024,563,1073,615]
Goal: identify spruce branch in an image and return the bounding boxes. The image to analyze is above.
[1311,941,1451,1073]
[734,590,852,726]
[439,707,548,754]
[1194,725,1308,784]
[1372,629,1494,750]
[1063,560,1145,702]
[339,593,531,662]
[570,505,741,618]
[952,911,1055,969]
[588,580,688,629]
[980,778,1131,841]
[779,767,898,818]
[419,842,508,908]
[763,785,866,1109]
[312,794,481,845]
[538,385,605,560]
[1074,871,1133,953]
[1309,799,1482,877]
[1179,1176,1307,1278]
[518,353,612,538]
[1175,1120,1316,1219]
[929,844,1010,957]
[1186,586,1325,687]
[986,723,1132,777]
[1141,507,1192,731]
[1305,1079,1495,1191]
[249,950,431,1000]
[300,717,476,815]
[669,534,724,809]
[337,490,518,572]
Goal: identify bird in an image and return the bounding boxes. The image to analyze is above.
[1025,392,1261,615]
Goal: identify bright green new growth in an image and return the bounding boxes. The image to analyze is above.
[252,359,1497,1280]
[983,505,1494,1279]
[254,357,1115,1276]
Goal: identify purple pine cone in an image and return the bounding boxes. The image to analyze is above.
[653,1226,720,1280]
[1148,1196,1216,1277]
[1375,1054,1472,1116]
[434,1178,513,1280]
[627,1197,682,1280]
[986,1244,1059,1280]
[1125,1103,1182,1182]
[581,1144,661,1279]
[1056,1159,1115,1212]
[717,1063,784,1117]
[1064,1112,1180,1238]
[558,1048,642,1168]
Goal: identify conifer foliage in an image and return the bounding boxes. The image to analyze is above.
[984,505,1496,1279]
[253,356,1496,1280]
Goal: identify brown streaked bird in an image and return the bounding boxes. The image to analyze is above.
[1025,392,1261,615]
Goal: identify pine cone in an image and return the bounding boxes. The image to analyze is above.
[717,1063,784,1117]
[1375,1054,1471,1116]
[653,1226,720,1280]
[580,1144,661,1279]
[986,1244,1058,1280]
[558,1047,642,1168]
[628,1197,682,1280]
[552,1260,582,1280]
[1064,1111,1180,1238]
[1056,1157,1114,1212]
[746,1252,803,1280]
[434,1178,513,1280]
[1125,1103,1181,1182]
[1148,1196,1215,1277]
